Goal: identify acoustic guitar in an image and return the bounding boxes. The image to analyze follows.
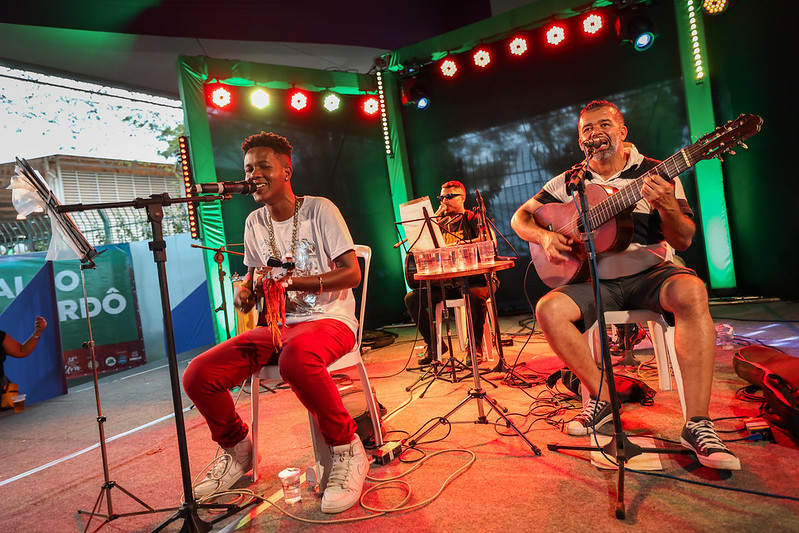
[529,113,763,288]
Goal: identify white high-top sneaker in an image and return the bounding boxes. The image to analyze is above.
[193,437,253,498]
[320,434,370,513]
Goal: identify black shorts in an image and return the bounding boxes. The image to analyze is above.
[553,261,699,333]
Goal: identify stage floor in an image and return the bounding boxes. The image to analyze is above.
[1,298,798,532]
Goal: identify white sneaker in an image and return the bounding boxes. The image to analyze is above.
[193,437,253,498]
[320,434,370,513]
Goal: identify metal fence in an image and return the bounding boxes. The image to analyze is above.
[0,205,189,255]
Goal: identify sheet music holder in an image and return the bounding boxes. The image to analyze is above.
[398,196,447,250]
[11,157,98,264]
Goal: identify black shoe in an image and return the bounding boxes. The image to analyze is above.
[681,417,741,470]
[566,396,618,436]
[417,343,447,366]
[465,350,483,367]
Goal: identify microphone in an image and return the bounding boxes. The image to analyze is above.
[190,181,257,195]
[581,137,608,150]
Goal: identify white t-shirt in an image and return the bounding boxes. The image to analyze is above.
[243,196,358,336]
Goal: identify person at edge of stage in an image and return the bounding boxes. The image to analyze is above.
[182,132,370,512]
[510,100,740,470]
[1,316,48,396]
[404,180,495,367]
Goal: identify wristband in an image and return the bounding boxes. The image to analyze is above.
[314,276,323,295]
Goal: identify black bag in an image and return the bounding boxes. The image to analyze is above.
[550,368,656,406]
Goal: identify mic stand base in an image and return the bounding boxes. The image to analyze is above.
[547,432,691,519]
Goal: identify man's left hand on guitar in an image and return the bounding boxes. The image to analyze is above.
[641,174,679,212]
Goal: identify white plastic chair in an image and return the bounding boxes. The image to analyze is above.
[584,309,686,418]
[249,244,383,485]
[435,297,494,362]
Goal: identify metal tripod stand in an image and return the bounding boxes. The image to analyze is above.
[406,260,541,456]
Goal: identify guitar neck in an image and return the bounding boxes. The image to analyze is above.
[587,147,698,230]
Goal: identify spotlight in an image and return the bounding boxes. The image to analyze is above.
[250,89,269,109]
[702,0,732,15]
[615,7,656,51]
[401,81,430,110]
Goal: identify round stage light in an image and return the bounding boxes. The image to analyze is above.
[211,87,232,109]
[509,36,528,56]
[546,25,566,46]
[473,48,491,68]
[250,89,269,109]
[583,13,603,34]
[702,0,730,15]
[633,30,655,51]
[362,96,380,116]
[323,93,341,112]
[440,58,458,77]
[289,90,308,111]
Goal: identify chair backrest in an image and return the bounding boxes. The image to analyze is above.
[351,244,371,353]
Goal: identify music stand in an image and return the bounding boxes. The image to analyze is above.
[545,155,687,519]
[52,192,254,531]
[397,205,474,393]
[407,259,542,455]
[11,158,172,531]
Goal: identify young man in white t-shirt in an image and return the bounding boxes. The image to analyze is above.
[183,132,369,513]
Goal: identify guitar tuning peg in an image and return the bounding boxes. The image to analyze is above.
[741,142,749,150]
[728,150,736,156]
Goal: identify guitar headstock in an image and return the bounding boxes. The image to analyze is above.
[695,114,763,162]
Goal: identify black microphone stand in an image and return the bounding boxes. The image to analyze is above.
[190,244,245,341]
[545,152,686,519]
[59,193,254,533]
[473,190,521,379]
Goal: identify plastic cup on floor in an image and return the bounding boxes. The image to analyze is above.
[278,467,301,504]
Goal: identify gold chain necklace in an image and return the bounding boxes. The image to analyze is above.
[265,196,301,261]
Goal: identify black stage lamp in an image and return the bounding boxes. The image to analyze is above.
[615,6,656,51]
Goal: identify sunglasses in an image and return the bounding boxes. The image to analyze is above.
[437,193,463,201]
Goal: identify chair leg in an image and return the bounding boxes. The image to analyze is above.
[647,320,674,392]
[356,362,384,448]
[662,325,686,419]
[435,302,444,361]
[482,309,494,362]
[454,305,467,352]
[308,413,331,492]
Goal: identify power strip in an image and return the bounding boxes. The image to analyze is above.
[372,441,402,465]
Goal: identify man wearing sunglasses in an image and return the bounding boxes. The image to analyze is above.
[404,180,494,366]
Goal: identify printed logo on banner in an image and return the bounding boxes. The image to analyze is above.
[0,245,147,378]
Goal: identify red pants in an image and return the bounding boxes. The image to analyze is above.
[183,319,357,449]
